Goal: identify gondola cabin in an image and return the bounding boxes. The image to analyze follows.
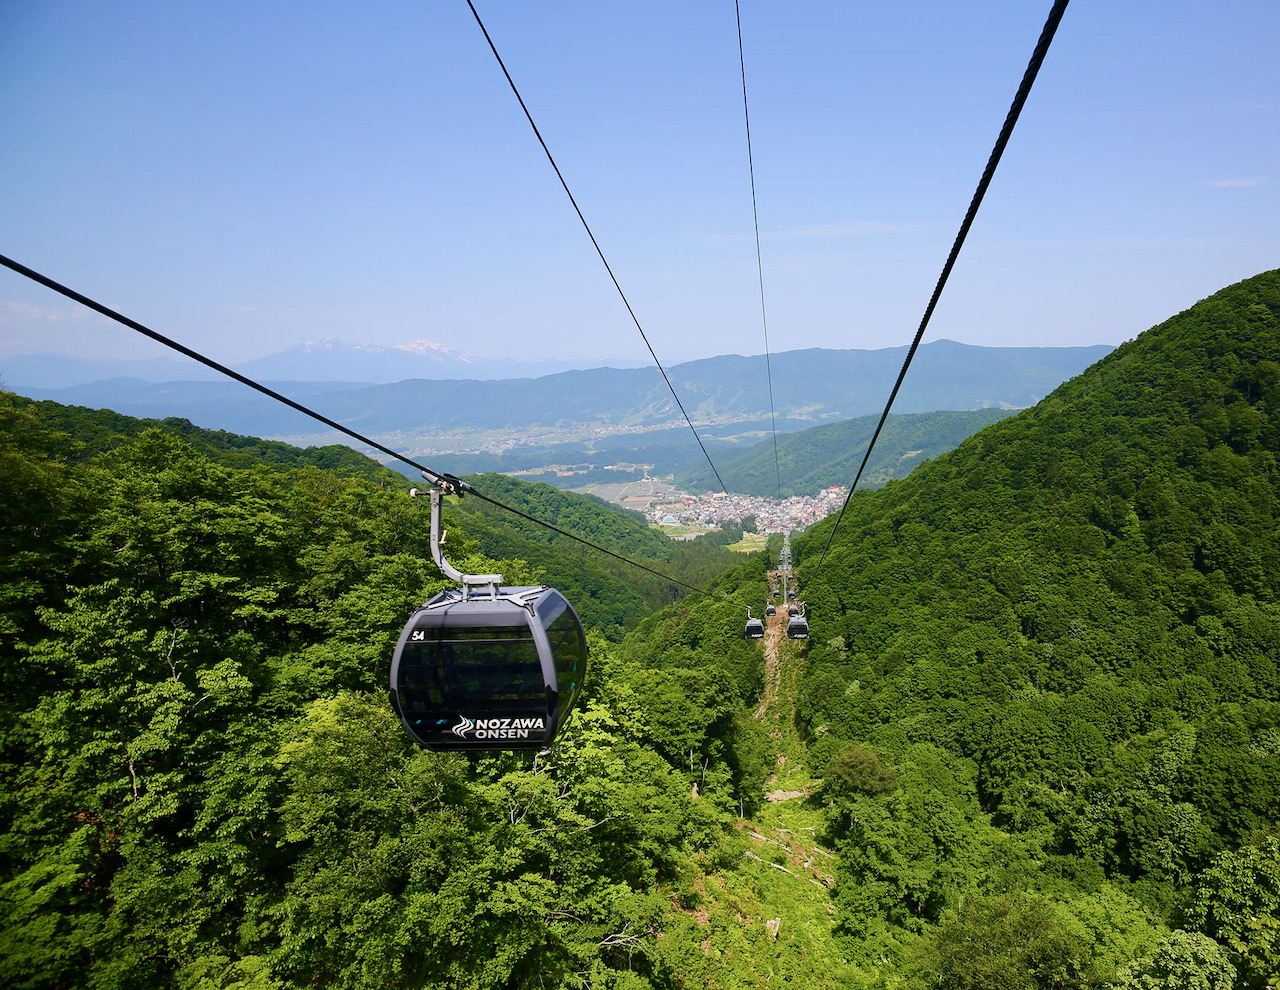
[786,614,809,639]
[390,585,587,751]
[744,612,765,639]
[787,603,799,616]
[765,604,776,617]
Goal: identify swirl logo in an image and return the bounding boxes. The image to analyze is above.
[451,716,476,738]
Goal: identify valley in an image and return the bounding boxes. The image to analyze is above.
[2,272,1277,988]
[576,477,850,538]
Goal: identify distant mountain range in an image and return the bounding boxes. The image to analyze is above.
[5,340,1114,441]
[1,336,647,388]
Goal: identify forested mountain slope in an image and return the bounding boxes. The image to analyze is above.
[0,390,776,989]
[20,397,396,480]
[1,271,1276,990]
[783,269,1280,984]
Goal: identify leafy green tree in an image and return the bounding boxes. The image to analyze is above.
[830,746,991,931]
[906,893,1093,990]
[268,692,693,989]
[822,744,897,800]
[1112,930,1237,990]
[1057,884,1162,985]
[1187,837,1280,989]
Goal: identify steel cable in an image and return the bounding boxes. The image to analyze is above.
[816,0,1071,569]
[0,252,712,597]
[464,0,729,494]
[734,0,783,499]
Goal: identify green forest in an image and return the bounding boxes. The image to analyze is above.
[2,270,1278,989]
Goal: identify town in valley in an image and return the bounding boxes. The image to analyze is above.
[577,477,849,539]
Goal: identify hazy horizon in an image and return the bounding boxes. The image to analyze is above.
[1,333,1117,380]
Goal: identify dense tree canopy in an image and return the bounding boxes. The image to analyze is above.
[2,270,1278,987]
[0,392,769,988]
[790,270,1280,979]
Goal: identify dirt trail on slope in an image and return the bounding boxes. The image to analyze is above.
[753,577,812,802]
[711,572,839,979]
[754,611,786,720]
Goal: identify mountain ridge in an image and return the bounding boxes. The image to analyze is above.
[6,340,1113,440]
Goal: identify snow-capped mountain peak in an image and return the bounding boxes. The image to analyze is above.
[391,339,473,363]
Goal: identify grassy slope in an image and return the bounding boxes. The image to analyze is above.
[652,601,861,988]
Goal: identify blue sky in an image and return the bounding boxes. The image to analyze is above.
[1,0,1276,369]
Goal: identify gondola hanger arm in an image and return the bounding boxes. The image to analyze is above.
[410,476,503,597]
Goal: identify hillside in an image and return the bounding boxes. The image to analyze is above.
[0,272,1276,989]
[20,398,396,481]
[777,269,1279,981]
[0,388,778,990]
[590,269,1280,986]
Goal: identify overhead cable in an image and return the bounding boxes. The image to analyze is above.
[0,252,711,597]
[463,0,729,494]
[816,0,1071,568]
[734,0,783,499]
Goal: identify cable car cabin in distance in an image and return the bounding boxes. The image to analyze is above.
[786,614,809,639]
[390,585,586,751]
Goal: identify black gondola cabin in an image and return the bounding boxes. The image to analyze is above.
[390,585,587,751]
